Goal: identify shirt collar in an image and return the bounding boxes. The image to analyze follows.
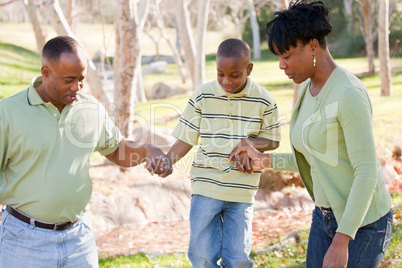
[27,76,46,106]
[27,75,81,107]
[215,76,252,97]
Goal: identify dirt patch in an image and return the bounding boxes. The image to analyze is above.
[88,162,315,258]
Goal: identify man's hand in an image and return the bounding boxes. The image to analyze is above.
[323,232,351,268]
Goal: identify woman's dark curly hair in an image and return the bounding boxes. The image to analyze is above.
[266,0,332,55]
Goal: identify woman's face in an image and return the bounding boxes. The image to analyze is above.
[275,41,315,84]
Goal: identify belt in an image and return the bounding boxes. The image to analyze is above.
[6,205,79,231]
[320,206,333,216]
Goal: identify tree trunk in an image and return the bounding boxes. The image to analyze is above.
[66,0,76,32]
[378,0,392,96]
[175,0,196,89]
[156,15,187,84]
[194,0,210,89]
[25,0,46,52]
[362,0,375,74]
[40,0,111,106]
[247,0,261,60]
[114,0,140,137]
[114,0,149,137]
[343,0,353,33]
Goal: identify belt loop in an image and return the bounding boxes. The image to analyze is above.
[29,218,36,229]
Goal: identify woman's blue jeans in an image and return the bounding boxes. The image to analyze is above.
[306,207,393,268]
[188,194,254,268]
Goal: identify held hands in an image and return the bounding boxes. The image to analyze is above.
[145,147,172,178]
[229,142,271,173]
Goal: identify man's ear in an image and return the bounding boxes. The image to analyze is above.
[41,65,50,78]
[247,62,253,76]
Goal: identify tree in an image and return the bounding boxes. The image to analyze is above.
[378,0,392,96]
[114,0,150,137]
[24,0,46,52]
[194,0,210,87]
[146,0,187,84]
[247,0,261,60]
[174,0,210,89]
[40,0,111,106]
[175,0,197,88]
[357,0,377,74]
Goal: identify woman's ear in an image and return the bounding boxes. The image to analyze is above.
[310,39,319,52]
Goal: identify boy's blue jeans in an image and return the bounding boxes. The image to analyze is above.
[188,194,254,268]
[307,207,393,268]
[0,208,98,267]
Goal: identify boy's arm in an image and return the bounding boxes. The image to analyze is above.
[242,137,279,152]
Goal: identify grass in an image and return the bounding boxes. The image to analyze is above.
[97,194,402,267]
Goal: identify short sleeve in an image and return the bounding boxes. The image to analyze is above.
[171,91,201,146]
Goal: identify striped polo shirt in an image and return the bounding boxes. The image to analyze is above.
[172,77,281,203]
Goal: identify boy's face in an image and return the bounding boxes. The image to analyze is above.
[216,55,253,94]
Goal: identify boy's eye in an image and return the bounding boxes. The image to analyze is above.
[217,73,224,77]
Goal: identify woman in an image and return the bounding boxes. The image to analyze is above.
[230,1,393,267]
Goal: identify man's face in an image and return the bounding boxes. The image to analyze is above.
[216,55,253,94]
[41,51,87,110]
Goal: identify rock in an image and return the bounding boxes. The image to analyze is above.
[142,61,168,76]
[148,82,191,100]
[159,56,175,64]
[141,55,154,65]
[92,48,114,62]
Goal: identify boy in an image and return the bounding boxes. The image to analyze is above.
[163,38,281,267]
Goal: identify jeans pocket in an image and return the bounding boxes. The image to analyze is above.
[382,217,393,252]
[1,213,29,241]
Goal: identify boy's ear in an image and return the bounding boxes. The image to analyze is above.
[247,62,253,76]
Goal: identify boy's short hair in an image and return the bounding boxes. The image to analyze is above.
[217,38,250,61]
[42,36,82,62]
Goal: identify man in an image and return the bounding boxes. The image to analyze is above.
[0,36,169,267]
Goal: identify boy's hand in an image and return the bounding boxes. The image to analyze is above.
[229,143,270,171]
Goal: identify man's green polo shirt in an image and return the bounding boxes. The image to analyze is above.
[0,76,123,223]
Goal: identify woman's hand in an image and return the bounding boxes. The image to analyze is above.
[323,232,351,268]
[229,143,271,171]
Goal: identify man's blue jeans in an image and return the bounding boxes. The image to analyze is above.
[0,208,98,267]
[307,207,393,268]
[188,194,254,268]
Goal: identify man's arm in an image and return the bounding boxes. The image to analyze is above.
[105,139,171,176]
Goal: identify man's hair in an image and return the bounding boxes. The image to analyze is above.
[217,38,250,61]
[41,36,82,62]
[266,0,332,55]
